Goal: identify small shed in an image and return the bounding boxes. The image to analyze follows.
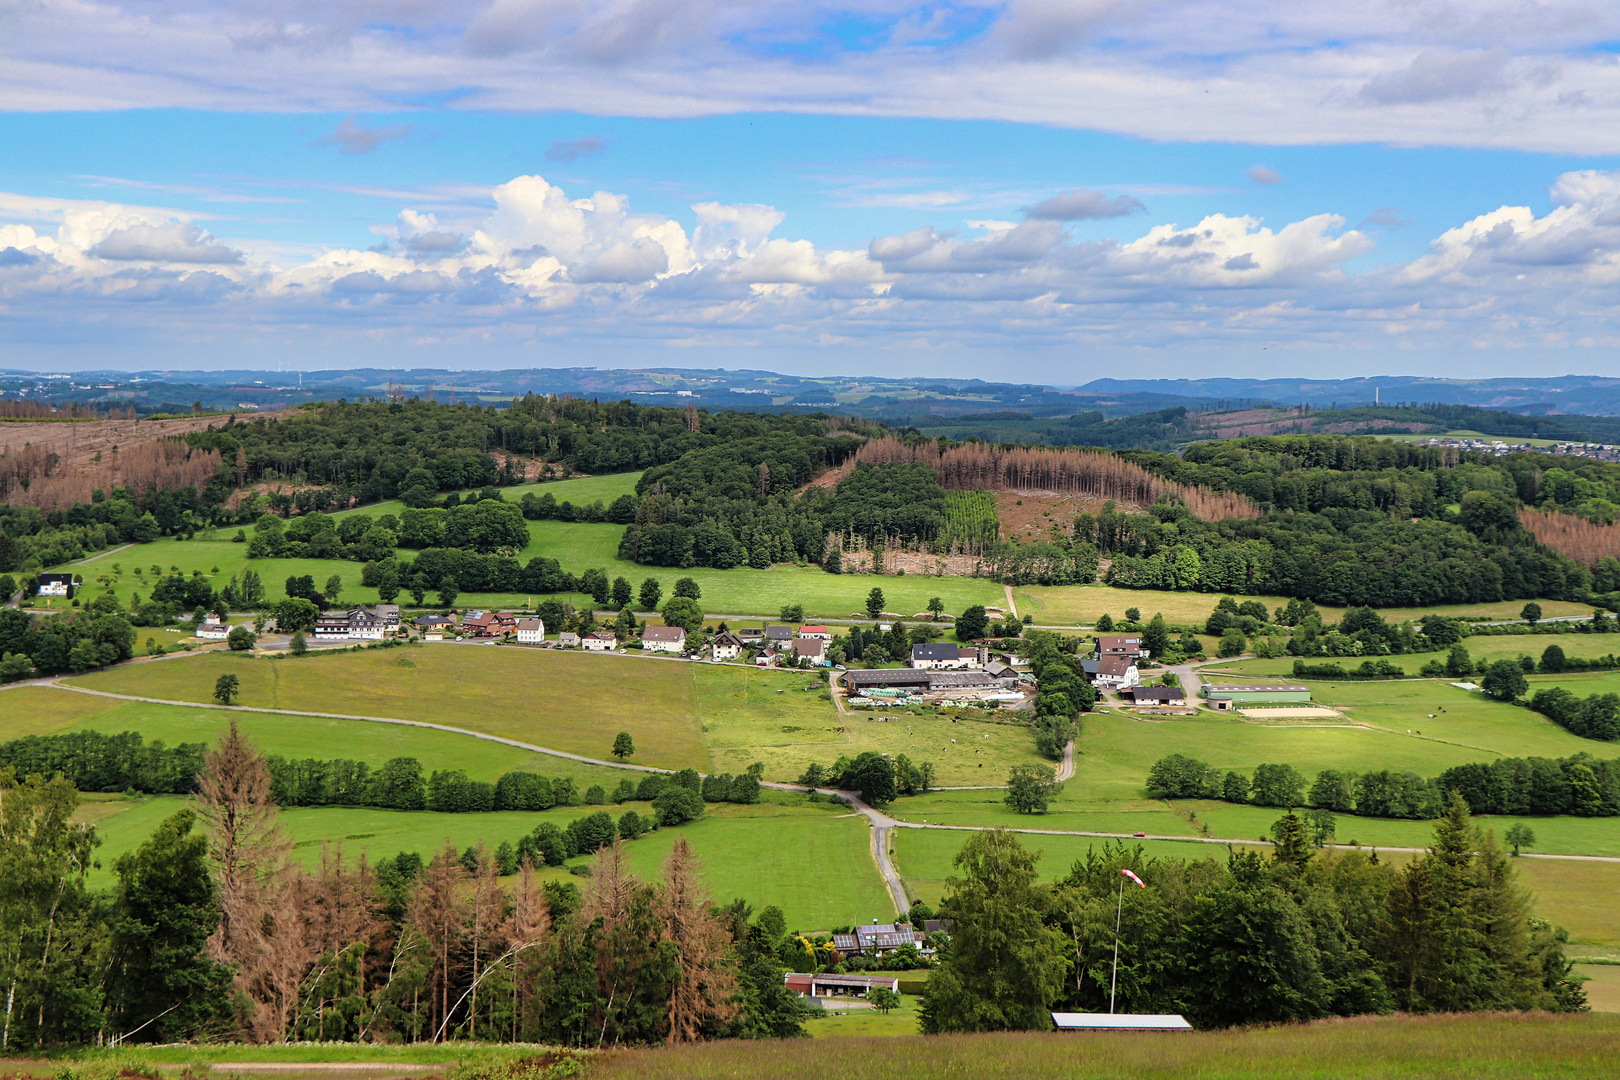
[1052,1013,1192,1032]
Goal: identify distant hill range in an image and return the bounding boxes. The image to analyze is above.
[10,366,1620,451]
[1073,376,1620,416]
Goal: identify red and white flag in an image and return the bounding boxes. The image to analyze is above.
[1121,868,1147,889]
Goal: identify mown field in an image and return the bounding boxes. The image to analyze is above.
[1207,631,1620,680]
[62,647,1052,787]
[1012,584,1594,628]
[0,685,631,788]
[77,789,887,931]
[589,1013,1620,1078]
[64,647,714,771]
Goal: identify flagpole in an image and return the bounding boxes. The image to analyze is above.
[1109,873,1123,1014]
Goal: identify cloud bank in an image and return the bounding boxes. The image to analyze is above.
[8,1,1620,153]
[9,169,1620,361]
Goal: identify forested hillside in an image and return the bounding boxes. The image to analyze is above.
[7,397,1620,611]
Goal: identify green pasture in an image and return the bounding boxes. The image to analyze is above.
[611,797,894,929]
[892,827,1260,907]
[79,791,888,931]
[884,686,1614,834]
[1208,632,1620,681]
[67,511,1004,621]
[807,1002,922,1037]
[40,694,624,788]
[328,471,644,523]
[67,646,1056,788]
[1174,800,1620,858]
[0,685,131,738]
[888,788,1194,836]
[1582,963,1620,1011]
[66,646,713,772]
[698,666,1049,786]
[1012,584,1593,629]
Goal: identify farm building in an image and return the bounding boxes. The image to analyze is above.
[831,923,925,956]
[35,573,74,598]
[642,625,687,653]
[194,616,230,641]
[1098,634,1145,658]
[840,668,1018,695]
[461,611,517,638]
[909,642,979,670]
[841,669,932,692]
[711,631,745,661]
[1130,685,1187,707]
[792,637,830,665]
[1202,683,1311,709]
[312,607,386,641]
[784,973,900,1002]
[1083,654,1140,690]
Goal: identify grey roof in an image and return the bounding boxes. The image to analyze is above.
[924,670,1009,690]
[1203,683,1310,695]
[712,631,744,647]
[1131,686,1184,701]
[911,643,961,662]
[1052,1013,1192,1031]
[842,669,932,688]
[764,625,794,640]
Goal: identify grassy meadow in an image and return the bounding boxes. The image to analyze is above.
[1013,583,1596,628]
[591,1011,1620,1078]
[0,685,626,787]
[64,646,714,771]
[63,646,1051,787]
[77,790,887,931]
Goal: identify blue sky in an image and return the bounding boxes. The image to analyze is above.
[7,1,1620,381]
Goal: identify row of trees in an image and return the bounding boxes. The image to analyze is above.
[0,730,206,794]
[919,806,1584,1032]
[1148,751,1620,819]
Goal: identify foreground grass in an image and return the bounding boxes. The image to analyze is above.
[590,1012,1620,1080]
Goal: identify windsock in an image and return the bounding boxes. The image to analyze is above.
[1121,868,1146,889]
